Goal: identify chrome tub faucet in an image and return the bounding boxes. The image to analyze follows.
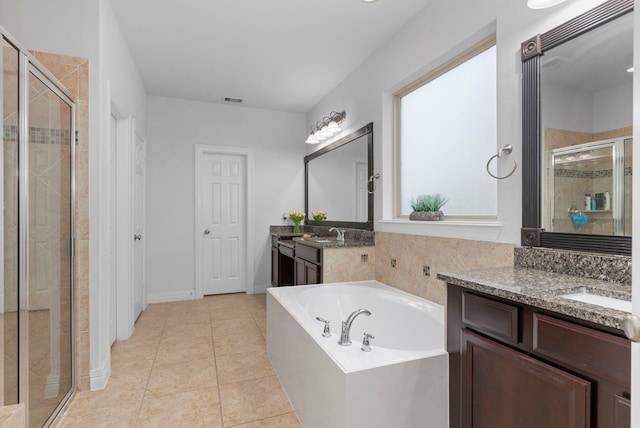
[338,308,371,346]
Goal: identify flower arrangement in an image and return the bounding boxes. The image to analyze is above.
[289,211,305,233]
[312,211,326,221]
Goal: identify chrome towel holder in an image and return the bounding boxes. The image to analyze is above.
[486,144,517,180]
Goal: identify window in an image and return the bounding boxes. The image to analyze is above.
[395,38,497,218]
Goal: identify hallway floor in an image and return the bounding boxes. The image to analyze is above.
[56,293,300,427]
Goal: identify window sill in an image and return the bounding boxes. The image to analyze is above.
[377,219,503,242]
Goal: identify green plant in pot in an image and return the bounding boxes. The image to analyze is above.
[409,194,448,221]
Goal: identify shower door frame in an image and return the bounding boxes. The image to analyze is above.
[2,26,77,427]
[548,137,626,236]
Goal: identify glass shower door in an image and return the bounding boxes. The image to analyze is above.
[2,36,20,409]
[27,67,73,427]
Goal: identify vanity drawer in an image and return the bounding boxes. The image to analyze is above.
[296,243,321,264]
[279,244,295,259]
[533,313,630,386]
[462,293,519,344]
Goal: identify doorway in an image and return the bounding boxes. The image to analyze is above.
[195,146,253,296]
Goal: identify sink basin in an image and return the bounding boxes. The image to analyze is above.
[559,291,631,312]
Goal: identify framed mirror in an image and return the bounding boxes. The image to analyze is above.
[305,123,374,230]
[521,0,633,255]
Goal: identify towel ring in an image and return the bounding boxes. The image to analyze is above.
[367,173,380,194]
[486,145,517,180]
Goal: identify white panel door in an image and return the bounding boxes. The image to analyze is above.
[133,131,146,319]
[200,153,246,295]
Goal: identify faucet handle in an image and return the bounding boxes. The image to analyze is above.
[361,332,375,352]
[316,316,331,338]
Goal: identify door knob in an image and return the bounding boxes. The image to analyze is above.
[204,229,211,235]
[623,314,640,342]
[134,234,142,241]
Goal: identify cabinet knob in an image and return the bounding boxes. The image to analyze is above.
[622,314,640,342]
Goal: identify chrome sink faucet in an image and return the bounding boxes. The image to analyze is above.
[338,309,371,346]
[329,227,345,243]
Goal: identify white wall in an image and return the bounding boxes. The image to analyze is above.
[146,96,306,300]
[305,0,611,244]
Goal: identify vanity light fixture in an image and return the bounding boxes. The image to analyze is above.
[527,0,566,9]
[305,111,346,144]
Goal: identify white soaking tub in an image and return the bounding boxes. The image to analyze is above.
[267,280,448,428]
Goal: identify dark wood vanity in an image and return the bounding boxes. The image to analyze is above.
[443,275,631,428]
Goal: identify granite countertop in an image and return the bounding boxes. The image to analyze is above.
[437,267,631,330]
[293,237,375,249]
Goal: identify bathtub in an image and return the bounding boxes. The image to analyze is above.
[266,280,448,428]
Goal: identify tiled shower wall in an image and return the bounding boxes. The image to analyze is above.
[544,127,632,235]
[31,51,90,391]
[374,232,514,305]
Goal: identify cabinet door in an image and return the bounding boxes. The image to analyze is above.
[462,329,591,428]
[294,258,307,285]
[305,262,320,285]
[271,246,278,286]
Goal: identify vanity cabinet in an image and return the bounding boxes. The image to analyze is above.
[294,242,322,285]
[271,236,295,286]
[447,285,630,428]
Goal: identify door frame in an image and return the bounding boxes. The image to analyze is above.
[115,115,135,340]
[194,145,254,297]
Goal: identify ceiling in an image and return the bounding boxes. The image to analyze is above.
[109,0,432,113]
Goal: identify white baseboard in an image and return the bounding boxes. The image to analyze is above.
[90,357,111,391]
[147,290,196,304]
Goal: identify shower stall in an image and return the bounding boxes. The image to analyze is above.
[2,29,75,427]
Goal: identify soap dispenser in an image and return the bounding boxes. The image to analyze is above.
[585,193,591,211]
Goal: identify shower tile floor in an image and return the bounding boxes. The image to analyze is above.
[57,293,301,427]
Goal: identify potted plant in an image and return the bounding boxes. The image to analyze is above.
[312,211,326,221]
[409,194,448,221]
[289,211,305,233]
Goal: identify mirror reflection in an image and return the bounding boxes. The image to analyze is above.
[541,12,633,236]
[308,135,368,222]
[305,123,373,230]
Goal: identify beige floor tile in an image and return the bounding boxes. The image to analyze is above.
[210,317,260,337]
[231,412,301,427]
[210,306,252,321]
[219,376,293,426]
[162,321,211,341]
[136,387,222,428]
[166,309,211,325]
[154,337,214,366]
[146,357,217,397]
[65,387,145,413]
[216,351,275,385]
[167,299,210,313]
[213,330,266,357]
[208,294,252,310]
[55,402,139,428]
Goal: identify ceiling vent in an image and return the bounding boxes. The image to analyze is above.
[223,97,243,103]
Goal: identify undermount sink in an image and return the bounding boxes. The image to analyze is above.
[559,290,631,313]
[308,237,337,243]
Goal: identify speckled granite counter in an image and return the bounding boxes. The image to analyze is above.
[437,266,631,330]
[293,236,374,249]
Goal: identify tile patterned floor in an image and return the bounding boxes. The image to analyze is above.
[56,293,301,427]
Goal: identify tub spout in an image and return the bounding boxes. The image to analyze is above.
[338,309,371,346]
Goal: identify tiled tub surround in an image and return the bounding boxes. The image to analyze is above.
[375,232,515,306]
